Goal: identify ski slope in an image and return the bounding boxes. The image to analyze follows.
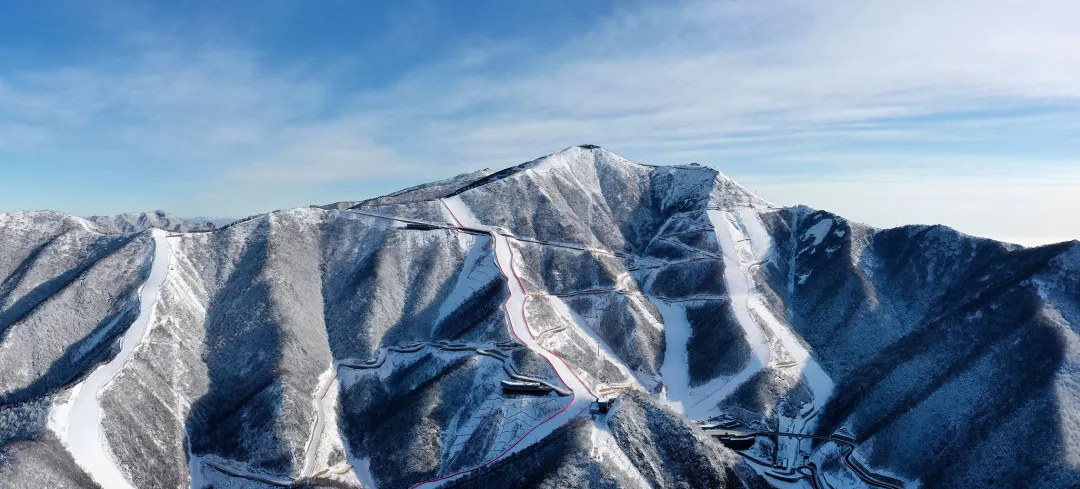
[708,209,834,418]
[64,229,170,489]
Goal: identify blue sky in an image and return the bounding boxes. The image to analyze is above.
[1,0,1078,244]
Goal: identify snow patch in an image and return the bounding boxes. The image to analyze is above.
[801,218,834,247]
[46,383,82,441]
[653,298,692,414]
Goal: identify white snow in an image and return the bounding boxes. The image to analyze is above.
[654,210,771,419]
[530,147,580,174]
[753,298,834,414]
[433,234,498,329]
[64,229,170,489]
[801,218,834,247]
[589,417,651,488]
[653,298,692,414]
[647,296,765,419]
[658,210,834,421]
[543,294,647,391]
[649,208,783,418]
[189,453,208,489]
[797,273,811,285]
[46,383,82,441]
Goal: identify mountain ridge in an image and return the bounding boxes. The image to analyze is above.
[0,146,1078,489]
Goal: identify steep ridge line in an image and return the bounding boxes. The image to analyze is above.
[0,233,139,345]
[64,229,170,489]
[403,198,596,489]
[343,208,703,274]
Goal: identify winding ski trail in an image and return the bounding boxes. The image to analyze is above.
[405,197,595,489]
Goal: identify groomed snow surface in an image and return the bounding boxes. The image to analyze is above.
[711,210,833,414]
[63,229,171,489]
[655,210,834,420]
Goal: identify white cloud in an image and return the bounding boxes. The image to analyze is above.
[375,0,1080,160]
[0,0,1078,243]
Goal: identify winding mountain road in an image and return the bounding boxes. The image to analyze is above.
[711,429,905,489]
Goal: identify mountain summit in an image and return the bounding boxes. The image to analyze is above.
[1,146,1077,489]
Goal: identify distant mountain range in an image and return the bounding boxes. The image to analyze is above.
[87,211,218,234]
[1,146,1077,489]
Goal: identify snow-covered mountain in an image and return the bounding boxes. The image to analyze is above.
[184,217,237,229]
[1,146,1078,489]
[87,211,217,234]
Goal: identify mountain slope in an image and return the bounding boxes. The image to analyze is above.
[0,146,1077,489]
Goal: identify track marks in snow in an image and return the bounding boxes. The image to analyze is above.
[301,365,338,478]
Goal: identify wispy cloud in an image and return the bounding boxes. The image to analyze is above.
[0,0,1078,243]
[361,0,1080,166]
